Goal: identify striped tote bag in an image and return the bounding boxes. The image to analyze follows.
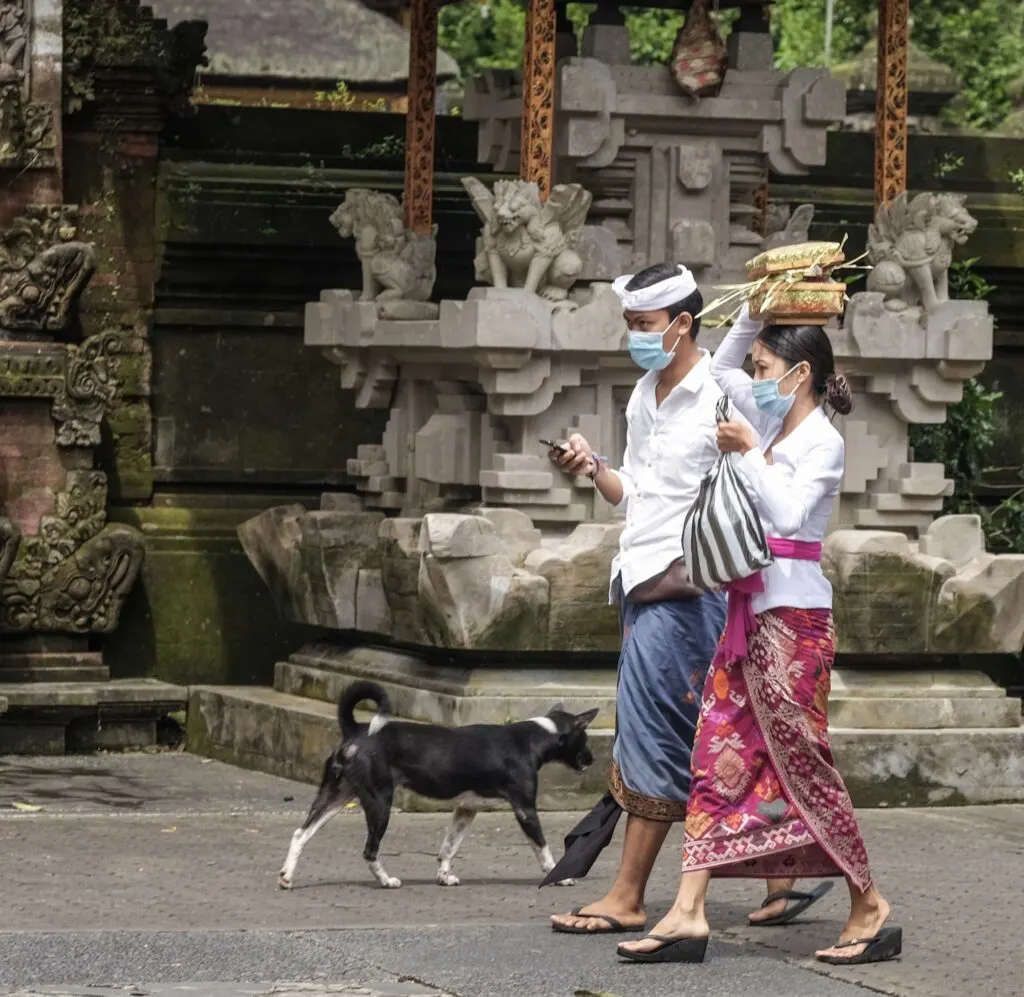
[680,396,773,591]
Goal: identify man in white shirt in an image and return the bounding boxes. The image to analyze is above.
[546,263,729,935]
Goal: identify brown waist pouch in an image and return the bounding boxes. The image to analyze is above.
[627,558,703,605]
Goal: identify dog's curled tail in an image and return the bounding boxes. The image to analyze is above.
[338,680,392,740]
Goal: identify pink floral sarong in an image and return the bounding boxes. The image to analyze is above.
[681,607,873,891]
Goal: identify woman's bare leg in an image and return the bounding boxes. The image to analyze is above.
[815,880,891,959]
[617,868,712,954]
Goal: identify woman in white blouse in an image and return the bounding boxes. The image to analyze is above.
[618,306,899,967]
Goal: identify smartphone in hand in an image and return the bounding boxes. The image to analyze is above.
[539,438,570,454]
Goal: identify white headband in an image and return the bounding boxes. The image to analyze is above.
[612,265,698,313]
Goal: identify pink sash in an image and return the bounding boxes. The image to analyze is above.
[720,537,823,664]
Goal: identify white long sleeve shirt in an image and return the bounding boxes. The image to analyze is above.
[709,308,844,614]
[608,351,727,601]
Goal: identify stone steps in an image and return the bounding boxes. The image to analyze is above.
[276,645,1024,731]
[0,679,188,754]
[184,643,1024,808]
[278,644,618,728]
[185,681,1024,808]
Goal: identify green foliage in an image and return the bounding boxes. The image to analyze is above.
[771,0,1024,132]
[911,0,1024,131]
[622,8,684,66]
[911,378,1002,503]
[909,260,1024,552]
[771,0,872,70]
[340,134,406,161]
[314,81,387,112]
[948,257,996,301]
[438,1,736,77]
[438,0,527,78]
[933,152,964,180]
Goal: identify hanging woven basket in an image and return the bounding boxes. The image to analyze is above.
[670,0,728,99]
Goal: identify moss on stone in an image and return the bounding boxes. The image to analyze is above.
[105,505,319,685]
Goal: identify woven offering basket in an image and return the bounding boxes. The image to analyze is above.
[748,280,847,326]
[745,241,846,281]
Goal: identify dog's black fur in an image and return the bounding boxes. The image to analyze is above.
[279,679,599,890]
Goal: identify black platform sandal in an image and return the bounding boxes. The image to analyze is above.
[751,881,834,926]
[816,925,903,966]
[617,934,709,964]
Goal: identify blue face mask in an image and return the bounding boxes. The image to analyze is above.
[751,363,803,419]
[627,315,682,371]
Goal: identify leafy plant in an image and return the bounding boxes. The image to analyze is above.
[340,134,406,161]
[934,152,964,180]
[909,260,1024,552]
[314,81,387,112]
[948,257,996,301]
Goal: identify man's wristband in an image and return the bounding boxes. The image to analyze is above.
[587,455,608,481]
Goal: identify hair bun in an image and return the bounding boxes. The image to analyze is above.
[825,373,853,415]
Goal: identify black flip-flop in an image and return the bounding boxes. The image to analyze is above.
[816,925,903,966]
[551,907,644,935]
[617,934,709,964]
[750,881,834,926]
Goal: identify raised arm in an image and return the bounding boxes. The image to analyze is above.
[736,436,844,537]
[709,305,772,434]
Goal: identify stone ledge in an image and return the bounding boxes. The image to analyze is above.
[830,696,1021,730]
[279,645,618,728]
[186,685,1024,808]
[0,680,188,755]
[0,680,187,709]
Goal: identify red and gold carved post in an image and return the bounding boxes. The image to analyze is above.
[873,0,910,207]
[520,0,557,200]
[403,0,438,234]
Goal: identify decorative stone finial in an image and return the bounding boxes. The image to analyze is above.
[865,191,977,312]
[461,177,592,305]
[329,188,439,320]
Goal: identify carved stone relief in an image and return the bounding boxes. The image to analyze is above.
[0,0,56,170]
[0,205,145,635]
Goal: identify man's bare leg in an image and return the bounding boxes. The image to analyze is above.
[550,814,670,932]
[749,877,796,923]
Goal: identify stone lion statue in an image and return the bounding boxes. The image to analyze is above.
[329,189,436,305]
[866,192,977,312]
[461,177,592,302]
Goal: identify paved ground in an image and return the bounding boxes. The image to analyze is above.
[0,753,1020,997]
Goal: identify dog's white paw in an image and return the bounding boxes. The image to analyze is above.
[278,872,293,890]
[436,871,461,887]
[381,875,402,889]
[555,877,576,887]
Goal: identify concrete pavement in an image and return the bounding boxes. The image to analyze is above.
[0,753,1019,997]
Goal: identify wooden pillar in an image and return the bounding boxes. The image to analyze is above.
[874,0,910,207]
[403,0,438,234]
[520,0,557,200]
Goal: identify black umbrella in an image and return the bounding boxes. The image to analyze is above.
[539,792,623,887]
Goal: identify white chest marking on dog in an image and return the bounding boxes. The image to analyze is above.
[530,716,558,735]
[368,714,390,735]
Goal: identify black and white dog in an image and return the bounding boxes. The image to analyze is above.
[279,680,599,890]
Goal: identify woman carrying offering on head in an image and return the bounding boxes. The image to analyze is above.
[618,305,900,967]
